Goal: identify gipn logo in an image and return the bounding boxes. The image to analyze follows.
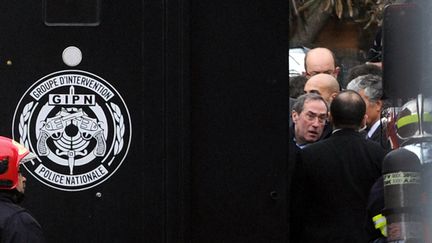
[12,70,132,191]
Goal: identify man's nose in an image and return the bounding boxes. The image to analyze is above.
[311,118,321,127]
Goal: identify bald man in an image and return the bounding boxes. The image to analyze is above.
[304,73,340,104]
[303,47,340,78]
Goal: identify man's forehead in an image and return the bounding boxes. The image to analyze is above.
[306,59,335,74]
[303,100,327,112]
[303,109,327,116]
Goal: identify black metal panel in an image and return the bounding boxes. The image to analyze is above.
[0,1,288,242]
[0,1,164,242]
[189,1,289,242]
[382,3,425,100]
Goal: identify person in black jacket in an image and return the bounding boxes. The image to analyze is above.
[288,93,329,239]
[346,74,391,151]
[0,136,45,243]
[290,90,386,242]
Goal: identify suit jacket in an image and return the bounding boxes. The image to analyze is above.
[369,124,391,151]
[290,128,385,243]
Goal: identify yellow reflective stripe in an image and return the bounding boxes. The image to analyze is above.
[397,114,419,128]
[397,113,432,128]
[372,214,387,237]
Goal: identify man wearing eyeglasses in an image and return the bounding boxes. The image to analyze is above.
[290,93,328,149]
[303,47,340,79]
[288,93,328,239]
[290,90,385,242]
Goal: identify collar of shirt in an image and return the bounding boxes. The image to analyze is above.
[332,128,342,134]
[367,120,381,138]
[293,137,308,149]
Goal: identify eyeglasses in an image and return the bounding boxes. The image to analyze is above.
[303,111,328,124]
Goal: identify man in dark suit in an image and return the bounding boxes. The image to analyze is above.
[288,93,328,239]
[346,74,391,150]
[288,93,329,175]
[290,90,386,242]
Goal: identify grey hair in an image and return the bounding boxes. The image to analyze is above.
[346,74,383,103]
[292,93,328,114]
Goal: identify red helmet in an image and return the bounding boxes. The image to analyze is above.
[0,137,35,190]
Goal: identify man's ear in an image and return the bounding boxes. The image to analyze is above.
[329,92,339,103]
[292,111,299,124]
[333,66,341,78]
[362,114,368,128]
[375,100,383,112]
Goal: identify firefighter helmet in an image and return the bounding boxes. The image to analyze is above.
[396,95,432,145]
[0,137,35,190]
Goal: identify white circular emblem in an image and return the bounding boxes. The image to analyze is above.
[62,46,82,67]
[12,70,132,191]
